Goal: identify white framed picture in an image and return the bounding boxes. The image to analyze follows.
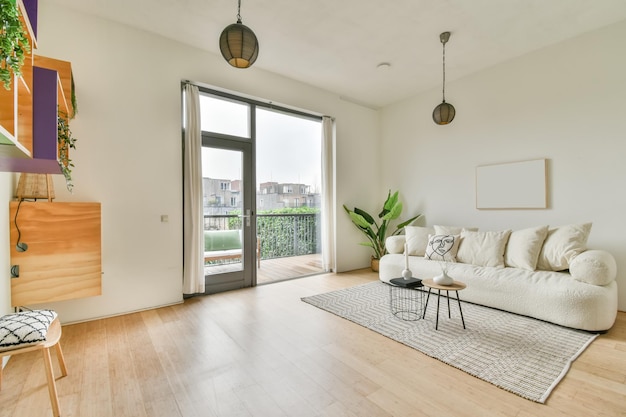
[476,159,547,209]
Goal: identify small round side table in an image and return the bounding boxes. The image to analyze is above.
[388,277,425,321]
[422,278,466,330]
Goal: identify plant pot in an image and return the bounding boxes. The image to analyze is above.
[371,257,380,272]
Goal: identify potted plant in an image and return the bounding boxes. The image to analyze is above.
[0,0,30,90]
[343,190,421,271]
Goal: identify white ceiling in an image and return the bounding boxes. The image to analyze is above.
[47,0,626,108]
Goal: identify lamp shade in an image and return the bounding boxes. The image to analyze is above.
[432,101,456,125]
[219,22,259,69]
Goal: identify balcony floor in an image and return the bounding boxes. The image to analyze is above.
[204,253,325,285]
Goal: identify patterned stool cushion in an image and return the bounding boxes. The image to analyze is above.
[0,310,58,352]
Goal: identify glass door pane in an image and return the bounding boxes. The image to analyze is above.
[255,108,325,284]
[202,142,254,291]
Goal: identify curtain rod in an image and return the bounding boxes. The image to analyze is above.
[182,79,333,121]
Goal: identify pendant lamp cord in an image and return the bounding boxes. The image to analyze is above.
[237,0,242,23]
[442,40,447,103]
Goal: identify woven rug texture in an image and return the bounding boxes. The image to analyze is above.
[301,281,597,403]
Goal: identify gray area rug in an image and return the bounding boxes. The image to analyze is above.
[301,281,597,403]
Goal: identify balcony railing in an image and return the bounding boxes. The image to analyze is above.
[204,213,320,262]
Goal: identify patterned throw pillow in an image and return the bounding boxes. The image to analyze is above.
[0,310,57,351]
[425,234,460,262]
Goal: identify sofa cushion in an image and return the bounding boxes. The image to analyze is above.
[425,234,460,262]
[504,225,549,271]
[537,223,592,271]
[569,250,617,286]
[434,225,479,235]
[404,226,434,256]
[386,235,406,254]
[457,230,511,268]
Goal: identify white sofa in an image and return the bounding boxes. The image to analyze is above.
[379,224,618,332]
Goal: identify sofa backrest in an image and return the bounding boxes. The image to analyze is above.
[204,230,242,251]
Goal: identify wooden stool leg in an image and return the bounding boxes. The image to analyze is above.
[55,342,68,377]
[42,347,61,417]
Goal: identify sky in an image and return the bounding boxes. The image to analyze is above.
[199,95,322,192]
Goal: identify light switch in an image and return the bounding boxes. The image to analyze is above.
[161,214,169,223]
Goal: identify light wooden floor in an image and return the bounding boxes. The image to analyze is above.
[1,270,625,417]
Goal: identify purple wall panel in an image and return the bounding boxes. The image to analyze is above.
[33,66,57,161]
[23,0,38,40]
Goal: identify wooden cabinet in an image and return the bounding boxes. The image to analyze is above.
[9,201,102,306]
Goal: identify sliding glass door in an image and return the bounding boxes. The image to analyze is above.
[194,87,326,293]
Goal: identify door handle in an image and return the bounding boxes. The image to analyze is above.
[241,209,252,227]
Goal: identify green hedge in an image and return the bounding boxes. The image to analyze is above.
[229,207,320,259]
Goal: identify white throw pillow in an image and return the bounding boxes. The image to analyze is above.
[434,225,479,235]
[536,223,592,271]
[504,225,549,271]
[385,235,406,254]
[404,226,434,256]
[425,234,460,262]
[457,230,512,268]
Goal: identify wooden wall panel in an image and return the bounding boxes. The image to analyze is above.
[9,201,102,306]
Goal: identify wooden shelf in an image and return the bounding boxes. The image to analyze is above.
[0,0,36,160]
[0,0,76,173]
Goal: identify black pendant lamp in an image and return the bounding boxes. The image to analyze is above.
[432,32,455,125]
[219,0,259,69]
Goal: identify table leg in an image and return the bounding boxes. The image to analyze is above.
[435,289,441,330]
[446,290,451,318]
[456,291,466,329]
[423,288,432,319]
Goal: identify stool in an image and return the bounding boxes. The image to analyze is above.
[0,313,67,417]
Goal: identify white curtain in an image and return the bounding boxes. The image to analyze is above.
[321,116,336,272]
[182,84,205,295]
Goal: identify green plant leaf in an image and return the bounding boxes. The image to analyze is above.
[384,190,399,211]
[353,207,375,225]
[382,201,402,221]
[348,211,371,229]
[393,214,423,234]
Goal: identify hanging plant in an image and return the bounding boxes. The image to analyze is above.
[58,112,77,191]
[70,72,77,118]
[0,0,30,90]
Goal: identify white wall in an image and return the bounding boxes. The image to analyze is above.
[381,20,626,310]
[0,4,378,323]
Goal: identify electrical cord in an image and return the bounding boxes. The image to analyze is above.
[14,199,28,252]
